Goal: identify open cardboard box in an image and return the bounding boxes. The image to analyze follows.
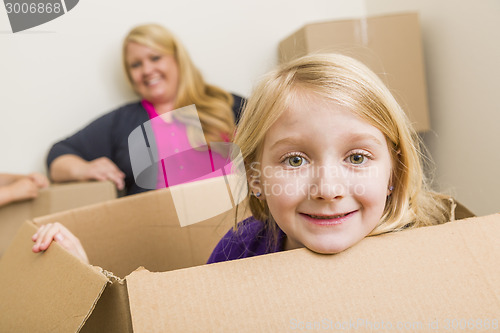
[0,175,498,332]
[0,181,117,257]
[279,12,430,132]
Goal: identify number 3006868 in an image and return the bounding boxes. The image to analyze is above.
[5,2,62,14]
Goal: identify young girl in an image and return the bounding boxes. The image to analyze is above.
[33,54,456,263]
[207,53,455,263]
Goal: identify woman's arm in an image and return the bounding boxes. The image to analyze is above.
[47,109,127,190]
[50,155,125,190]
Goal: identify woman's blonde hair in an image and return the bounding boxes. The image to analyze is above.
[235,53,451,237]
[122,23,235,144]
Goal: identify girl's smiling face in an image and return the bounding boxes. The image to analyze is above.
[256,93,393,254]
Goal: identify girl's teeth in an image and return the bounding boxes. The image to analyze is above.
[309,213,347,219]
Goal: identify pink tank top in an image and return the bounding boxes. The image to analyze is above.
[142,100,232,189]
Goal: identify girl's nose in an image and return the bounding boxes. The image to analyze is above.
[309,165,346,201]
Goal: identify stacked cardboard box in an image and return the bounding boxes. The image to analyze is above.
[279,12,430,132]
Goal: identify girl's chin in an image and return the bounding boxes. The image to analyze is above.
[307,246,347,255]
[286,234,353,254]
[303,239,353,254]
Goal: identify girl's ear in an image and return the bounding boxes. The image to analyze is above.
[387,169,395,196]
[387,146,400,196]
[248,175,265,200]
[387,185,394,196]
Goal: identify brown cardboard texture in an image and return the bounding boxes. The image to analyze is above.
[0,222,108,332]
[0,181,116,256]
[279,12,430,132]
[0,177,498,331]
[0,176,251,332]
[126,215,499,332]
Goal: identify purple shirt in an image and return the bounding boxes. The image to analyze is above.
[207,216,287,264]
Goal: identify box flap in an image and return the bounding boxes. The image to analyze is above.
[0,200,34,256]
[0,221,109,333]
[126,214,500,332]
[80,277,133,333]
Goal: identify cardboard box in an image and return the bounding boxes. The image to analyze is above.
[0,181,117,257]
[0,176,252,332]
[279,12,430,132]
[0,176,497,332]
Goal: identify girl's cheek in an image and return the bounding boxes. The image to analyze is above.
[349,175,389,202]
[262,174,308,198]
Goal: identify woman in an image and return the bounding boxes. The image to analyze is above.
[47,24,244,195]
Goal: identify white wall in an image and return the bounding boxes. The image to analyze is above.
[0,0,364,174]
[366,0,500,215]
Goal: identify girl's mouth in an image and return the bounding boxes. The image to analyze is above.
[300,211,356,225]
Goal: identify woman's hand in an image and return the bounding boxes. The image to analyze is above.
[32,222,89,264]
[50,155,125,190]
[81,157,125,190]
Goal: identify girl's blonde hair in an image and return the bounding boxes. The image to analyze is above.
[123,23,235,144]
[235,53,451,237]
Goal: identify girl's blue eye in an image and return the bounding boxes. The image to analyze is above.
[151,55,161,61]
[286,155,306,167]
[349,154,366,165]
[130,62,140,69]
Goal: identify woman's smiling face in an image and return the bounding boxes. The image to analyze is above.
[256,93,393,254]
[125,42,179,105]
